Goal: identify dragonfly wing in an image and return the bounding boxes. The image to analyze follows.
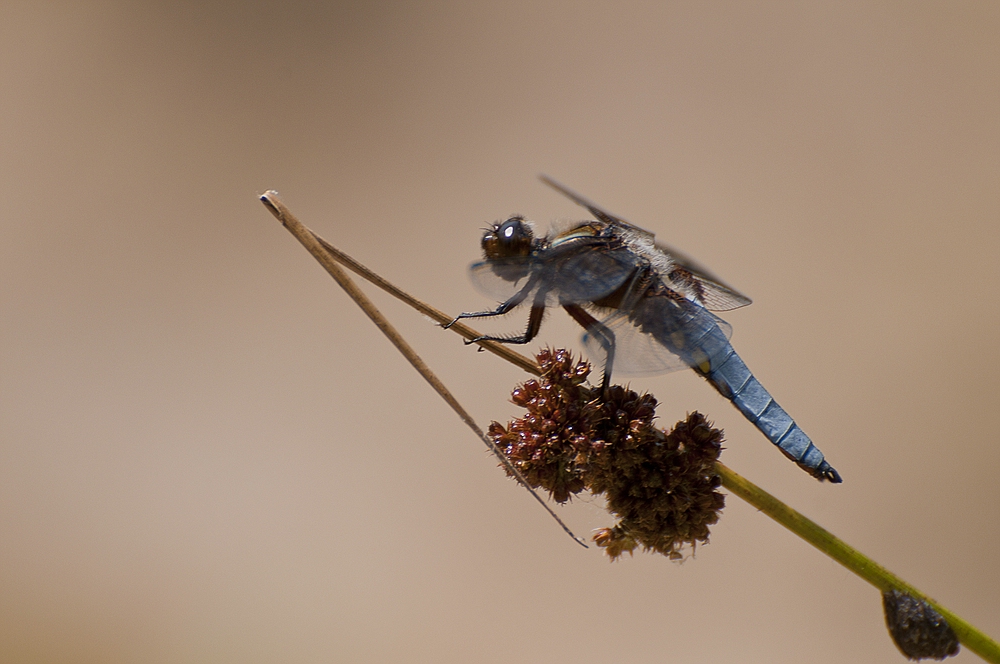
[690,278,753,312]
[655,242,751,311]
[581,305,734,377]
[539,175,658,240]
[469,251,633,307]
[553,247,639,304]
[582,312,689,375]
[467,257,535,302]
[539,175,752,312]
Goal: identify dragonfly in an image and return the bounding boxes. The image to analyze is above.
[447,176,841,483]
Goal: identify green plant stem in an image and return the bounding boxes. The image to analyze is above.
[719,463,1000,662]
[261,191,999,662]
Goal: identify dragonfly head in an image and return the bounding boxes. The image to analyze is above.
[482,216,534,261]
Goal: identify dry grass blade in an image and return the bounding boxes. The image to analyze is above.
[311,236,538,376]
[259,190,585,548]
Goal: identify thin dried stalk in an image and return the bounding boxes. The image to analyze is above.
[260,191,585,548]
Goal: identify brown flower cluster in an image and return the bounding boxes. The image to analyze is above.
[488,349,726,560]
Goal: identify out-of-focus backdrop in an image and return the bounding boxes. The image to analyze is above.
[2,3,997,662]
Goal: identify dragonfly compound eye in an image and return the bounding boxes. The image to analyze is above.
[482,216,533,260]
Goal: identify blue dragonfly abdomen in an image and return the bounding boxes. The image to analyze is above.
[621,287,841,482]
[697,336,841,482]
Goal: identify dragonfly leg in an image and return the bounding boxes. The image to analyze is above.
[443,274,541,330]
[463,304,545,346]
[443,290,528,330]
[563,304,615,397]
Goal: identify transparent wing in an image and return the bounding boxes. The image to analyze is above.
[660,254,752,312]
[554,247,638,304]
[582,313,689,375]
[467,258,533,302]
[687,278,752,312]
[467,246,638,307]
[540,175,753,312]
[539,175,656,240]
[582,294,734,377]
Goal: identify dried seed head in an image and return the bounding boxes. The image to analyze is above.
[883,590,960,660]
[489,349,726,560]
[488,349,598,503]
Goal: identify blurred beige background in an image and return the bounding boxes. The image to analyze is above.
[2,2,997,662]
